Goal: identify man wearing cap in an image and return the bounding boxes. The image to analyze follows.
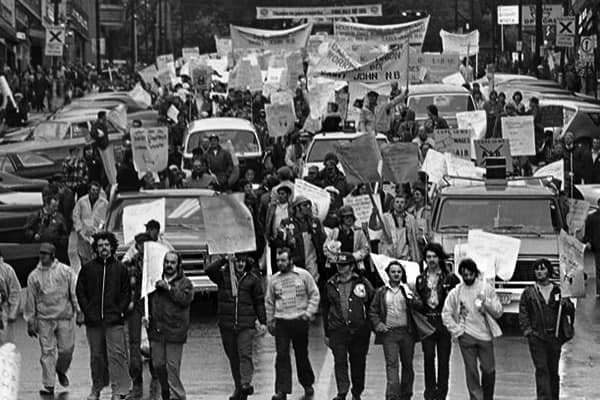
[317,153,352,209]
[122,219,174,263]
[324,206,370,272]
[0,249,21,345]
[206,253,267,400]
[203,135,233,190]
[323,251,375,400]
[265,184,293,273]
[358,89,407,135]
[275,196,326,284]
[24,242,79,396]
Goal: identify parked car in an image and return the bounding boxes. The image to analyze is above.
[406,83,476,129]
[54,91,149,115]
[182,117,263,177]
[0,152,62,180]
[0,172,47,192]
[51,103,160,129]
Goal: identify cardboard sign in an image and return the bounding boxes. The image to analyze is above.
[230,23,313,51]
[294,179,331,222]
[285,50,305,90]
[200,194,256,255]
[182,47,200,62]
[137,65,159,87]
[128,83,152,108]
[343,194,383,225]
[534,159,564,189]
[265,101,296,138]
[191,64,212,90]
[434,129,472,159]
[156,53,174,71]
[334,16,430,48]
[467,229,521,280]
[421,149,448,186]
[122,198,166,245]
[142,241,170,298]
[0,343,20,400]
[558,230,586,298]
[474,138,513,172]
[215,36,232,56]
[566,198,590,238]
[439,29,480,57]
[456,110,487,141]
[335,133,383,185]
[444,153,485,185]
[501,115,536,156]
[229,59,263,92]
[263,67,288,97]
[380,142,420,184]
[130,127,169,175]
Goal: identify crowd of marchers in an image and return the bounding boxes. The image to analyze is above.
[0,211,578,400]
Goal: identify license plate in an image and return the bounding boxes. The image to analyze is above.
[498,293,512,305]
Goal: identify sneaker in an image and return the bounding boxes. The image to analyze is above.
[351,395,362,400]
[304,385,315,398]
[271,393,287,400]
[56,369,69,387]
[241,384,254,395]
[39,386,54,396]
[87,390,101,400]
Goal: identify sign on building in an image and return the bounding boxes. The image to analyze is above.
[44,26,65,56]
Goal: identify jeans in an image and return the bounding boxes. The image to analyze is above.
[274,318,315,394]
[381,327,415,400]
[220,327,256,388]
[151,339,186,400]
[421,323,452,400]
[528,335,562,400]
[38,318,75,388]
[127,303,143,387]
[457,333,495,400]
[86,324,130,396]
[329,329,370,397]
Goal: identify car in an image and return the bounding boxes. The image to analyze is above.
[406,83,476,129]
[0,172,47,192]
[431,175,566,314]
[55,91,149,114]
[0,152,62,180]
[105,189,219,293]
[301,131,389,179]
[51,103,160,129]
[182,117,263,176]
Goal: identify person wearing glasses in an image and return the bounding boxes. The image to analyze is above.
[24,242,79,396]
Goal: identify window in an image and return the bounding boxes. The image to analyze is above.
[187,130,259,155]
[33,122,70,141]
[16,153,55,168]
[408,94,475,119]
[72,122,90,138]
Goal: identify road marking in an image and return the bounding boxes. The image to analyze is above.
[315,350,334,398]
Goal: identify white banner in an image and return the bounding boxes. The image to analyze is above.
[256,5,382,19]
[467,229,521,281]
[501,115,536,156]
[45,26,65,57]
[122,198,166,245]
[334,16,430,48]
[294,179,331,222]
[439,29,480,57]
[128,83,152,109]
[142,241,170,298]
[131,127,169,176]
[558,230,586,298]
[230,23,313,51]
[534,159,564,189]
[310,41,359,75]
[156,53,174,71]
[343,194,382,225]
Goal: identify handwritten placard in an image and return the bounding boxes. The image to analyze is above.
[294,179,331,222]
[467,229,521,281]
[434,129,472,159]
[566,198,590,240]
[265,101,296,138]
[142,241,170,298]
[474,138,513,172]
[343,194,382,225]
[380,142,419,184]
[131,127,169,175]
[559,230,586,298]
[420,149,447,186]
[501,115,536,156]
[122,198,166,245]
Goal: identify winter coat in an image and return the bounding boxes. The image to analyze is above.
[203,145,233,186]
[518,284,574,342]
[24,260,78,321]
[369,284,420,344]
[323,273,374,337]
[275,216,327,276]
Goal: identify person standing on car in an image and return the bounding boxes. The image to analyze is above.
[442,259,503,400]
[266,247,320,400]
[206,253,267,400]
[90,111,117,185]
[413,243,460,400]
[0,249,21,345]
[184,157,218,189]
[146,251,194,400]
[203,134,233,190]
[24,194,70,264]
[323,251,374,400]
[424,105,449,133]
[76,232,131,400]
[583,198,600,298]
[72,181,108,270]
[24,243,79,396]
[518,258,575,400]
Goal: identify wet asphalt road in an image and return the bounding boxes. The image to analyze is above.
[14,254,600,400]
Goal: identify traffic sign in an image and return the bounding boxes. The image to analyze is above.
[44,26,64,57]
[556,17,576,47]
[581,36,595,54]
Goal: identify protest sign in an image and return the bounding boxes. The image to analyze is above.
[108,106,128,131]
[128,83,152,108]
[336,91,349,120]
[441,71,466,86]
[421,149,447,185]
[439,29,480,57]
[229,59,263,92]
[534,159,564,189]
[265,101,296,138]
[191,64,212,90]
[310,41,359,75]
[256,5,383,19]
[567,198,590,239]
[122,198,166,245]
[335,133,383,185]
[215,36,232,56]
[473,138,513,172]
[285,50,305,89]
[0,343,20,400]
[200,194,256,255]
[156,53,174,71]
[294,179,331,221]
[343,194,383,225]
[182,47,200,62]
[130,127,169,176]
[230,23,313,51]
[166,104,179,122]
[142,241,170,298]
[380,142,420,184]
[137,65,158,87]
[456,110,487,141]
[417,53,461,83]
[501,115,536,156]
[334,16,430,48]
[467,229,521,280]
[558,230,586,298]
[444,153,485,184]
[307,77,337,120]
[371,253,420,287]
[263,67,288,97]
[434,129,472,159]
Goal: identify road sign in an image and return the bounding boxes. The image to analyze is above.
[556,17,576,47]
[498,5,519,25]
[44,26,64,57]
[581,36,595,54]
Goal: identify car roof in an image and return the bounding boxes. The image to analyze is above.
[188,117,256,132]
[407,84,471,95]
[81,91,132,100]
[310,132,388,140]
[441,182,557,196]
[539,98,600,111]
[50,108,113,122]
[114,189,217,200]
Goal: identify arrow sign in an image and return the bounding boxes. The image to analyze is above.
[45,26,65,57]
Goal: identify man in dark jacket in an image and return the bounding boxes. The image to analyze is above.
[583,201,600,297]
[317,153,352,209]
[323,252,374,400]
[204,134,233,189]
[413,243,460,400]
[206,254,267,400]
[75,231,131,400]
[146,251,194,400]
[518,258,575,400]
[24,194,69,264]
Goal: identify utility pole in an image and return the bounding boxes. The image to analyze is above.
[180,0,184,55]
[492,0,497,64]
[455,0,458,31]
[535,0,543,67]
[518,0,523,70]
[96,0,101,69]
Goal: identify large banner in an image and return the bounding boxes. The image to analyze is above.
[130,127,169,175]
[309,41,359,75]
[439,29,480,57]
[256,5,382,19]
[230,23,313,51]
[334,16,430,48]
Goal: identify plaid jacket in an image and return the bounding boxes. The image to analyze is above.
[63,156,88,188]
[126,252,143,307]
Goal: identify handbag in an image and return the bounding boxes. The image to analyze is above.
[410,309,436,341]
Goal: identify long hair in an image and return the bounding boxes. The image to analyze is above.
[92,231,119,255]
[422,242,450,272]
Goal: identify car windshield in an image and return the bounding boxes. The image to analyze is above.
[437,198,562,234]
[187,129,259,155]
[107,197,206,231]
[307,138,388,163]
[408,94,475,119]
[33,122,70,141]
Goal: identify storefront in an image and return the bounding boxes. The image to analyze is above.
[14,0,43,69]
[67,0,88,64]
[0,0,18,69]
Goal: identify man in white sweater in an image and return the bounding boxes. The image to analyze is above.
[442,259,503,400]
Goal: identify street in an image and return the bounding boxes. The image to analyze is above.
[13,254,599,400]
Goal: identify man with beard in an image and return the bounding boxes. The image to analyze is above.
[442,259,503,400]
[317,153,352,209]
[519,258,575,400]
